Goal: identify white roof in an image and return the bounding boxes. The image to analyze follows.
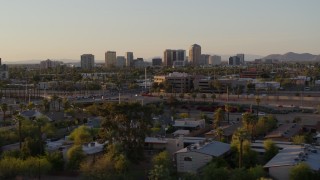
[82,142,105,155]
[176,141,230,157]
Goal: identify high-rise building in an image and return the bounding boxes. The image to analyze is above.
[152,58,162,66]
[0,58,9,80]
[163,49,186,67]
[229,56,241,66]
[105,51,116,68]
[199,54,210,66]
[116,56,126,67]
[209,55,221,65]
[236,54,245,65]
[189,44,201,66]
[40,59,62,69]
[126,52,134,67]
[80,54,94,69]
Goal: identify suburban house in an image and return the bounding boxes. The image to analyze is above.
[173,118,205,131]
[174,141,230,173]
[20,110,52,121]
[205,122,242,142]
[264,123,301,141]
[264,145,320,180]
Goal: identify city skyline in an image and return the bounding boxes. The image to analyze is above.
[1,0,320,61]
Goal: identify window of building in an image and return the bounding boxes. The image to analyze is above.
[184,157,192,161]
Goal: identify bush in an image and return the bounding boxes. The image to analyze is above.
[0,157,51,179]
[67,145,86,170]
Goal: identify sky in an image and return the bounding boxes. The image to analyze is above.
[1,0,320,62]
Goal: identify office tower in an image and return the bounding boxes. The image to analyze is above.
[105,51,116,68]
[116,56,126,67]
[126,52,134,67]
[80,54,95,69]
[199,54,210,66]
[229,56,241,66]
[189,44,201,66]
[163,49,186,67]
[236,54,245,65]
[164,49,173,67]
[152,58,162,66]
[209,55,222,65]
[40,59,62,69]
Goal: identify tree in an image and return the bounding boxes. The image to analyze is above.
[14,115,25,150]
[33,116,50,155]
[42,98,50,112]
[289,163,314,180]
[232,128,250,168]
[69,125,92,145]
[80,144,129,179]
[263,139,279,162]
[248,165,267,180]
[149,165,171,180]
[225,104,231,124]
[46,151,64,172]
[242,112,257,140]
[67,145,86,170]
[292,135,305,145]
[215,127,224,141]
[203,159,229,180]
[57,97,62,111]
[213,108,225,128]
[1,103,8,123]
[212,80,222,97]
[149,151,173,180]
[99,102,152,161]
[255,97,261,116]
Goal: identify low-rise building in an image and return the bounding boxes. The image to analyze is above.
[264,123,302,141]
[264,145,320,180]
[173,118,206,131]
[175,141,231,173]
[154,72,192,93]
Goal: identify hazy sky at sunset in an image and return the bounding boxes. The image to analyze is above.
[1,0,320,61]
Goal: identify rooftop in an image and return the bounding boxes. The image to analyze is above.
[265,123,301,139]
[176,141,230,157]
[264,145,320,171]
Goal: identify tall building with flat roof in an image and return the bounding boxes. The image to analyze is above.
[163,49,186,67]
[81,54,94,69]
[236,54,245,65]
[126,52,134,67]
[189,44,201,66]
[152,58,162,66]
[105,51,116,68]
[116,56,126,67]
[209,55,221,65]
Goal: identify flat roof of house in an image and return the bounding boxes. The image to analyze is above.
[176,141,230,157]
[265,123,301,139]
[145,137,168,144]
[264,145,320,171]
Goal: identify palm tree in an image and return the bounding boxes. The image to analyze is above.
[33,116,49,155]
[225,104,231,124]
[201,94,207,102]
[256,97,261,116]
[212,80,222,98]
[1,103,8,123]
[51,95,59,111]
[242,112,257,141]
[14,115,25,150]
[215,127,224,141]
[211,93,216,103]
[42,98,50,112]
[233,127,249,168]
[19,103,26,112]
[57,97,62,111]
[213,108,225,128]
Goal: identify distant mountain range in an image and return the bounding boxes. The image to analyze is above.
[262,52,320,62]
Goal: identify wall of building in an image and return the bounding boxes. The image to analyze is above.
[269,165,292,180]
